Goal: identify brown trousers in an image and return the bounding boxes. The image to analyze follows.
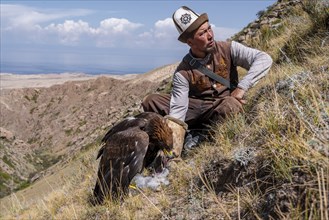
[141,92,243,129]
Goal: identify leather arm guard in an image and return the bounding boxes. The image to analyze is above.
[164,116,188,158]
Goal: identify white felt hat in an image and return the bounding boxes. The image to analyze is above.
[172,6,208,43]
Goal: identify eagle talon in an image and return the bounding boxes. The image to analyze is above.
[163,149,174,159]
[129,184,138,190]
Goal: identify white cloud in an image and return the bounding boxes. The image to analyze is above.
[211,24,239,41]
[1,4,92,30]
[154,18,176,39]
[92,18,144,47]
[1,4,238,49]
[98,18,142,34]
[134,18,179,48]
[45,20,95,45]
[1,4,145,47]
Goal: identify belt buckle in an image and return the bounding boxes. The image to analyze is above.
[189,58,197,67]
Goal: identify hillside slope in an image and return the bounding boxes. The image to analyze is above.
[0,63,177,197]
[1,0,328,219]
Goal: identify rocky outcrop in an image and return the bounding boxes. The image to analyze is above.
[233,0,302,44]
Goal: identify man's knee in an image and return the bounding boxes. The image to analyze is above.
[141,94,170,116]
[142,94,158,111]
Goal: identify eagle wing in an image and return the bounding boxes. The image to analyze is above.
[134,112,162,121]
[96,117,147,159]
[94,126,149,203]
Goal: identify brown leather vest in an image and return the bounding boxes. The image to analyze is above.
[176,41,238,98]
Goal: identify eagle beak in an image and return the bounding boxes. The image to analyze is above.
[163,149,174,159]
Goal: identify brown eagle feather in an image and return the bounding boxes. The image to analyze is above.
[93,112,173,204]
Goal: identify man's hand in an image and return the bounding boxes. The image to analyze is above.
[231,87,247,104]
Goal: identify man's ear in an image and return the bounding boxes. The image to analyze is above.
[186,38,193,47]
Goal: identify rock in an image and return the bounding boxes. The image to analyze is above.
[0,127,15,141]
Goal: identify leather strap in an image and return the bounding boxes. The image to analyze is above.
[183,53,235,89]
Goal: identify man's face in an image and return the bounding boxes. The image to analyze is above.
[188,21,215,57]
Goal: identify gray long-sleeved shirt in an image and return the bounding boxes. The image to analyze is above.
[169,41,273,121]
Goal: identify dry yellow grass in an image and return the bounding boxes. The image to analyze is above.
[1,62,327,220]
[1,0,328,219]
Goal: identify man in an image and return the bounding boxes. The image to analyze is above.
[142,6,273,157]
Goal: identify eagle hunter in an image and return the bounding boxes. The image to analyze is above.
[93,112,174,204]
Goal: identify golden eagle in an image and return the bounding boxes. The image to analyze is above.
[93,112,173,204]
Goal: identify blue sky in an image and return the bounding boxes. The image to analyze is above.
[1,1,276,74]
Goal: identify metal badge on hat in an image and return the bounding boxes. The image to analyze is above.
[180,13,192,25]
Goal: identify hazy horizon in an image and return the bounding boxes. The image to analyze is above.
[0,61,150,75]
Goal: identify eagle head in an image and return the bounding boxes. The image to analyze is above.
[148,117,174,157]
